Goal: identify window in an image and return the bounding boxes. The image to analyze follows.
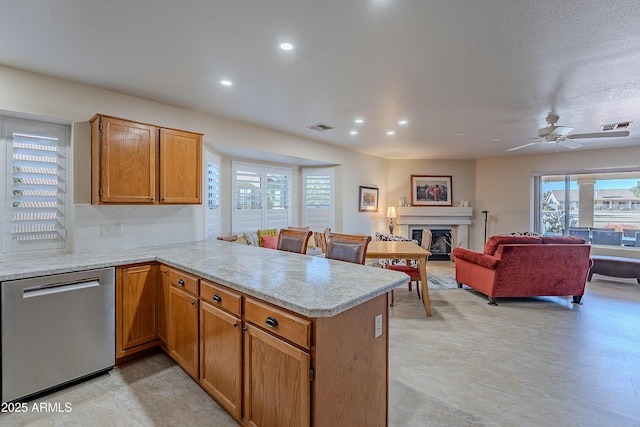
[1,116,69,253]
[204,150,220,240]
[534,169,640,247]
[302,167,334,230]
[232,161,291,231]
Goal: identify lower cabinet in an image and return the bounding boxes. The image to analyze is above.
[199,300,243,421]
[115,263,158,359]
[157,265,170,350]
[168,269,200,380]
[243,323,311,426]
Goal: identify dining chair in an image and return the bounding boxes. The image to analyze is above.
[325,233,371,264]
[387,229,432,303]
[591,229,622,246]
[277,228,313,254]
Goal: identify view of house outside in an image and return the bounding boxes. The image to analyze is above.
[538,172,640,246]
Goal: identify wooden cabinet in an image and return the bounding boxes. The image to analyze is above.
[199,280,243,421]
[115,264,159,359]
[90,114,202,205]
[168,268,200,380]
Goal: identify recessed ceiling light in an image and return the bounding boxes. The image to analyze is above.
[220,80,233,86]
[398,120,408,125]
[387,130,395,136]
[455,133,465,136]
[280,42,293,51]
[354,118,364,124]
[350,130,358,135]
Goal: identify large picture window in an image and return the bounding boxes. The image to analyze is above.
[302,167,334,231]
[1,116,69,254]
[534,169,640,248]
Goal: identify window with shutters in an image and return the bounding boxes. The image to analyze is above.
[1,116,69,254]
[205,149,220,240]
[302,168,334,231]
[232,161,291,231]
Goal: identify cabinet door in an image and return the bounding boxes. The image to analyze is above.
[97,116,157,204]
[200,302,242,421]
[244,324,310,427]
[117,264,157,355]
[157,265,170,350]
[169,286,199,380]
[159,128,202,204]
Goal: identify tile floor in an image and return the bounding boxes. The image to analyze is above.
[2,268,639,426]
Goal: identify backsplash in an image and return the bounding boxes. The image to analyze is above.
[72,204,198,253]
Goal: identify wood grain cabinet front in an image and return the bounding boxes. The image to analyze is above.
[168,267,200,380]
[115,264,159,360]
[90,114,202,205]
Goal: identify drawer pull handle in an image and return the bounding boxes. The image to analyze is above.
[265,317,279,328]
[212,294,222,303]
[178,279,185,286]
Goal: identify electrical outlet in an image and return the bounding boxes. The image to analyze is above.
[374,314,383,338]
[100,223,122,237]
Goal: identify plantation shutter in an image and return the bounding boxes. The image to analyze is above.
[302,168,334,231]
[232,162,291,232]
[205,150,220,240]
[3,119,68,253]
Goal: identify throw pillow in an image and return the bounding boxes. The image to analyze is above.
[257,228,278,246]
[261,235,279,249]
[243,231,260,246]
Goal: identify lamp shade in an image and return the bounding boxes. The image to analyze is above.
[386,206,398,219]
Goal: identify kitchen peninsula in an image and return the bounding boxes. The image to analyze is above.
[0,240,408,426]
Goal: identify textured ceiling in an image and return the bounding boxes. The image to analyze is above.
[2,0,640,159]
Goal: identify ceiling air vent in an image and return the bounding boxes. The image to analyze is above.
[601,121,632,131]
[307,123,335,132]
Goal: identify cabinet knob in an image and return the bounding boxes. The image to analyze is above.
[212,294,222,303]
[178,279,185,286]
[265,316,279,328]
[191,301,196,306]
[233,323,239,328]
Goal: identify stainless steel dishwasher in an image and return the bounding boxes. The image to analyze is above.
[1,267,115,402]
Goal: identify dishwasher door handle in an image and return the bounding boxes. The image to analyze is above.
[23,280,101,299]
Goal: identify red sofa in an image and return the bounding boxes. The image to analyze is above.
[452,235,592,304]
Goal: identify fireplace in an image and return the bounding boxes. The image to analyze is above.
[412,229,453,261]
[395,206,472,253]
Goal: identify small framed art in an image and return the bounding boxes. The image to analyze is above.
[411,175,452,206]
[359,186,379,212]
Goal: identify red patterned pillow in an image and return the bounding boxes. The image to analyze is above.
[261,235,279,249]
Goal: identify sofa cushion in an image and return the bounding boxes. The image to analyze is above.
[483,235,543,255]
[261,235,279,249]
[541,236,586,244]
[257,228,278,246]
[243,231,260,246]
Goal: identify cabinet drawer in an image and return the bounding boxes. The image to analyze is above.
[200,279,242,317]
[169,268,199,296]
[244,298,312,350]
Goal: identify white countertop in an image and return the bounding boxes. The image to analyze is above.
[0,240,408,317]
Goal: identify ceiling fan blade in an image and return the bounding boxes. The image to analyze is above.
[559,140,583,149]
[507,142,538,152]
[550,126,574,137]
[567,130,630,139]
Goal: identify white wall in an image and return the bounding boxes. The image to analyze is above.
[0,66,388,252]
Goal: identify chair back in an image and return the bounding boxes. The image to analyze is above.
[421,229,432,251]
[326,233,372,264]
[277,229,313,254]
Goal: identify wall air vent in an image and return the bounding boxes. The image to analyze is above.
[307,123,335,132]
[602,121,632,131]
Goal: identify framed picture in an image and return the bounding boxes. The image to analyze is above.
[359,186,379,212]
[411,175,452,206]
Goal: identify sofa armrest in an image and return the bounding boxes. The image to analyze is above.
[452,247,499,270]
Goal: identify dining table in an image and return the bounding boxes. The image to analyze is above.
[366,240,432,317]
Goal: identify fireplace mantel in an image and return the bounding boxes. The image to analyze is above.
[395,206,473,249]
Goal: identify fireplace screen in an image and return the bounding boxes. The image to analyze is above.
[412,229,452,260]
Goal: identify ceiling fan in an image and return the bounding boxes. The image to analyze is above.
[508,113,630,152]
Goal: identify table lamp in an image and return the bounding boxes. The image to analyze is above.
[386,206,398,235]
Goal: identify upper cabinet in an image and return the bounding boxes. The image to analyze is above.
[90,114,202,205]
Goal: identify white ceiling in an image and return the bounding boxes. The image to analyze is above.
[2,0,640,160]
